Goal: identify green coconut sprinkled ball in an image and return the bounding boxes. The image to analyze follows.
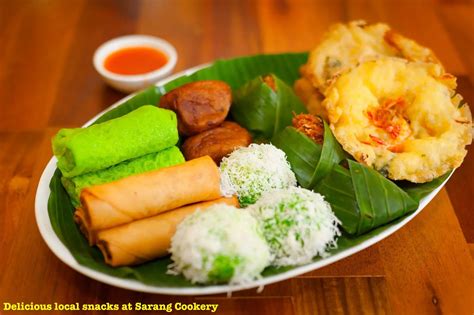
[169,204,271,284]
[248,186,340,266]
[220,143,297,206]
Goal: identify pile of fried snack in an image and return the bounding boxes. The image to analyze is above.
[295,20,472,183]
[50,20,472,285]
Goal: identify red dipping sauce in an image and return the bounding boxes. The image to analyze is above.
[104,46,168,75]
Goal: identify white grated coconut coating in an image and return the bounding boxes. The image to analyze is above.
[248,187,340,266]
[168,204,271,284]
[220,143,297,206]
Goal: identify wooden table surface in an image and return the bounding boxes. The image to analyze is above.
[1,0,473,314]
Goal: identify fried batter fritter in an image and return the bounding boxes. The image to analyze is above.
[301,20,443,95]
[323,58,472,183]
[293,77,327,120]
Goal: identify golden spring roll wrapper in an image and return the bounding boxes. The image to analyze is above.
[74,208,92,244]
[96,197,239,267]
[80,156,221,231]
[74,208,98,245]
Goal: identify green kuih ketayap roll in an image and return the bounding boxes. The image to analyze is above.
[231,74,307,141]
[62,146,185,207]
[52,105,179,178]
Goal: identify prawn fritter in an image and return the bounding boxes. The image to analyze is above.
[302,20,442,94]
[323,58,472,183]
[294,77,327,120]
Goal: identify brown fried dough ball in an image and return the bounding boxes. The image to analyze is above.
[182,121,252,164]
[159,80,232,136]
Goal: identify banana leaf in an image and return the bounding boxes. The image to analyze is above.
[94,53,308,125]
[272,121,345,188]
[231,74,307,140]
[93,86,161,125]
[308,120,346,187]
[312,164,360,234]
[315,160,419,235]
[47,53,448,288]
[272,127,321,188]
[398,171,452,202]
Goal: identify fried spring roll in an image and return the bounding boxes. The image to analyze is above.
[97,197,238,267]
[80,156,221,232]
[74,208,96,244]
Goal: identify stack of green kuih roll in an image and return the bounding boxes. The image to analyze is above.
[52,105,184,207]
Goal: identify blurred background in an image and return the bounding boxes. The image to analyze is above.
[1,0,472,127]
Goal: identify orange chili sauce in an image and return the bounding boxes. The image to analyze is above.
[104,46,168,75]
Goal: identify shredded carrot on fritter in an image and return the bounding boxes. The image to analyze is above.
[388,144,404,153]
[262,75,276,91]
[292,113,324,144]
[438,73,457,89]
[367,97,406,139]
[369,134,385,145]
[440,73,455,80]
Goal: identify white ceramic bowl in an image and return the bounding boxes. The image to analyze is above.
[93,35,177,93]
